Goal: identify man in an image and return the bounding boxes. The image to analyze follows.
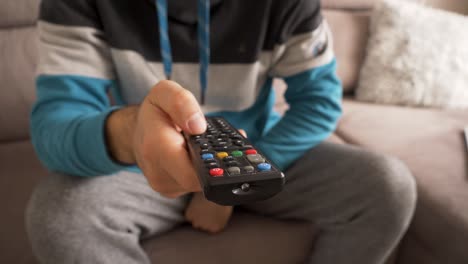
[26,0,417,263]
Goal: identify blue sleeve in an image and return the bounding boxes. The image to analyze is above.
[30,75,135,177]
[255,59,342,171]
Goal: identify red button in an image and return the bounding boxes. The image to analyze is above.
[209,168,224,177]
[245,149,257,155]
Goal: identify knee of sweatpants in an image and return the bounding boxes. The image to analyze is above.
[25,173,110,262]
[361,153,417,236]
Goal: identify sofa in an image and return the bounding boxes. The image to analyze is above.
[1,0,467,263]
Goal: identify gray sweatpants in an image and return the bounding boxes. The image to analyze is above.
[26,142,417,264]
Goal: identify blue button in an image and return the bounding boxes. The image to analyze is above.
[257,163,271,171]
[201,153,214,160]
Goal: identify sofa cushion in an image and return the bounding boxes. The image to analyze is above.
[144,212,314,264]
[324,10,370,93]
[0,0,39,28]
[0,140,318,264]
[356,0,468,109]
[322,0,468,13]
[322,0,376,10]
[336,99,468,263]
[398,232,443,264]
[0,141,45,264]
[0,27,38,142]
[321,0,468,95]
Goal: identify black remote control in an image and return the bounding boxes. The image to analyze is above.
[183,117,285,205]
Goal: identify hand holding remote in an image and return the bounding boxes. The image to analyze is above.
[106,80,206,198]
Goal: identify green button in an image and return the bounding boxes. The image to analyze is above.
[231,150,243,157]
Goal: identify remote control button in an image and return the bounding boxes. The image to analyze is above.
[216,152,229,159]
[192,135,202,139]
[206,162,218,169]
[231,135,243,140]
[223,156,234,162]
[240,145,253,150]
[243,166,254,173]
[200,144,210,149]
[209,168,224,177]
[201,153,214,160]
[214,146,229,151]
[227,167,241,175]
[226,161,239,167]
[257,163,271,171]
[231,150,243,157]
[213,141,228,147]
[233,140,244,146]
[200,149,212,154]
[219,133,228,138]
[247,154,265,164]
[203,158,216,163]
[245,149,257,155]
[205,134,214,140]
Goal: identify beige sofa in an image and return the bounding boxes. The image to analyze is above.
[1,0,468,263]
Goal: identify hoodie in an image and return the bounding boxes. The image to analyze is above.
[31,0,342,176]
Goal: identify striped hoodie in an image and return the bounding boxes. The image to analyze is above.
[31,0,342,176]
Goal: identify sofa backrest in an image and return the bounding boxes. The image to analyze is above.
[0,0,467,142]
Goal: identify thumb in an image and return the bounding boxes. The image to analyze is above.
[147,80,207,135]
[238,129,247,138]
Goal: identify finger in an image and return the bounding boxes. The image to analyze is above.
[136,104,199,194]
[153,119,201,192]
[138,150,186,196]
[238,129,247,138]
[159,138,202,193]
[145,165,191,198]
[148,80,206,135]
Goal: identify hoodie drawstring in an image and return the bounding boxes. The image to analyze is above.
[155,0,210,105]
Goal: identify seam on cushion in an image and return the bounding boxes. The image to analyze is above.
[333,129,358,145]
[0,22,37,30]
[0,135,30,145]
[0,138,32,146]
[334,114,361,145]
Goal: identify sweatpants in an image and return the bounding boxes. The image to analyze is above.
[26,142,417,264]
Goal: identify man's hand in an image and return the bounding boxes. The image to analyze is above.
[184,129,245,234]
[185,192,233,234]
[105,80,206,198]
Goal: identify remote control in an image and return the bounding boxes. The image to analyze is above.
[183,117,285,205]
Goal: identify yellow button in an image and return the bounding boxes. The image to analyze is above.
[216,152,228,159]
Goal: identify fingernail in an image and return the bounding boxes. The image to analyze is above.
[187,112,206,134]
